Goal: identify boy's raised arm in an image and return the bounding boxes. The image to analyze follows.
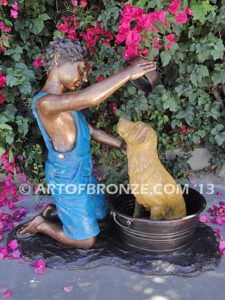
[37,59,156,115]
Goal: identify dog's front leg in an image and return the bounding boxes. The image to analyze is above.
[150,206,166,220]
[133,200,146,218]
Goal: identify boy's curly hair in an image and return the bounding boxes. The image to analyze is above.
[43,37,89,73]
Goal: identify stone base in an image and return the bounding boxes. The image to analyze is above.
[8,222,221,277]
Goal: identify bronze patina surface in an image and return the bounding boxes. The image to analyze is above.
[117,118,187,220]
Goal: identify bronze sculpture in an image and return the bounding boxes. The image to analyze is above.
[117,118,187,220]
[18,37,157,248]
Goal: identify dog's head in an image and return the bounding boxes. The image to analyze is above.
[117,118,157,148]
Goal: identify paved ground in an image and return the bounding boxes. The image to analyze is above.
[0,175,225,300]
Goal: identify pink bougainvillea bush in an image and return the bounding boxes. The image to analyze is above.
[116,2,193,61]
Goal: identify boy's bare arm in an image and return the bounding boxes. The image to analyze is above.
[88,123,121,149]
[37,59,156,115]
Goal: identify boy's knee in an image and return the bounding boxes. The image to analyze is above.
[70,236,97,249]
[81,236,97,249]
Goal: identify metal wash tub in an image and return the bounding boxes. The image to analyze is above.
[107,187,206,254]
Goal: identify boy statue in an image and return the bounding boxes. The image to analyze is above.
[19,37,156,249]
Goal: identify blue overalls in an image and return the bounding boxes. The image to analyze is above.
[32,91,108,240]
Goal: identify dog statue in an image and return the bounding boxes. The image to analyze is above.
[117,118,187,220]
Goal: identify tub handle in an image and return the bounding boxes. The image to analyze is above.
[111,211,132,229]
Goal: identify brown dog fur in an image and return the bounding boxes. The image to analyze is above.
[117,118,187,220]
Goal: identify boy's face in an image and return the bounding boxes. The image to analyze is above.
[58,61,88,91]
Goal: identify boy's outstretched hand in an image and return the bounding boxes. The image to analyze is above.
[127,58,157,81]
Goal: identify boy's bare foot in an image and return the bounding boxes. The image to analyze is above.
[19,215,45,234]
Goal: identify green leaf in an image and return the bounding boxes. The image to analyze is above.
[53,30,63,38]
[39,13,50,21]
[135,0,147,7]
[191,0,216,24]
[5,134,14,145]
[20,81,32,94]
[8,148,13,163]
[127,86,137,96]
[160,51,171,67]
[0,147,6,156]
[0,124,13,130]
[32,19,44,34]
[192,135,201,144]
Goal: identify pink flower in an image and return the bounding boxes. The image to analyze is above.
[71,0,78,6]
[0,73,6,87]
[64,286,74,293]
[2,289,13,298]
[179,126,187,134]
[18,173,25,180]
[10,9,18,19]
[0,46,6,53]
[80,0,87,8]
[126,30,141,48]
[97,75,104,81]
[184,6,193,15]
[111,103,117,115]
[119,19,130,33]
[32,58,43,68]
[199,215,211,223]
[216,191,223,196]
[1,0,8,6]
[116,33,126,45]
[11,1,18,10]
[168,0,180,15]
[162,21,170,28]
[11,249,21,258]
[0,247,8,259]
[31,259,46,275]
[214,228,223,239]
[152,37,162,49]
[211,216,225,226]
[0,90,5,104]
[219,241,225,255]
[140,47,148,56]
[135,14,148,31]
[0,21,4,30]
[165,43,171,49]
[123,47,139,60]
[175,12,188,24]
[166,33,175,44]
[155,10,166,22]
[17,154,23,161]
[121,3,143,21]
[4,26,11,32]
[7,239,18,251]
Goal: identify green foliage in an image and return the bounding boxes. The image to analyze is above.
[1,0,225,185]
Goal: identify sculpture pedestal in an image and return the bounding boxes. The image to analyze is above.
[9,221,221,276]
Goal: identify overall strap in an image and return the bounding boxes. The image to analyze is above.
[32,91,53,151]
[72,110,91,152]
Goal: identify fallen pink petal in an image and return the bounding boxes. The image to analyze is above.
[199,215,211,223]
[219,241,225,255]
[31,259,46,275]
[7,239,18,251]
[1,290,13,299]
[11,249,21,259]
[64,286,74,293]
[216,191,223,196]
[214,228,223,239]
